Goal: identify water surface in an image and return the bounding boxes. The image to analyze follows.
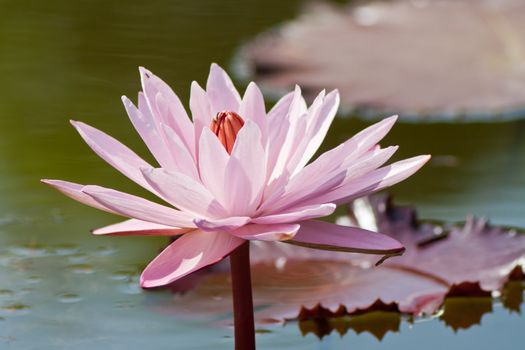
[0,0,524,349]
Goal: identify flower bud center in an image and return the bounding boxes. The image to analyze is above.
[210,111,245,154]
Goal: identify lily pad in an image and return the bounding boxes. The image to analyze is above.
[164,195,525,329]
[236,0,525,121]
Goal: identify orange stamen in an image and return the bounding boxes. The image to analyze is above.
[210,111,245,154]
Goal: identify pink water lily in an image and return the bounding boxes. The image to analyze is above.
[42,64,430,288]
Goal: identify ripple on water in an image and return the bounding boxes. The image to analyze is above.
[19,288,33,296]
[66,263,94,274]
[93,246,116,257]
[26,276,41,285]
[57,293,82,303]
[0,215,15,227]
[51,244,80,256]
[0,303,31,315]
[0,290,14,298]
[0,253,11,266]
[8,244,48,258]
[118,281,142,295]
[110,268,139,281]
[66,253,88,264]
[115,300,136,309]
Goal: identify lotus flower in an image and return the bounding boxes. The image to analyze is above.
[42,64,430,288]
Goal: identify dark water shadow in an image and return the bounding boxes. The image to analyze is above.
[297,280,524,341]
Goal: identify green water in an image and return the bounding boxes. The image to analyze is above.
[0,0,524,349]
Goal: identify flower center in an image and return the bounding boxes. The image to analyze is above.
[210,111,245,154]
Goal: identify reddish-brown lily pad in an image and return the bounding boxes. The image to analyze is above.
[236,0,525,121]
[162,194,524,331]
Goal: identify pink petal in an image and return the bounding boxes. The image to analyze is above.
[239,82,267,144]
[268,87,309,182]
[194,216,251,232]
[41,179,116,214]
[278,89,326,175]
[267,90,296,125]
[338,146,399,179]
[70,121,156,194]
[270,117,309,186]
[260,169,346,214]
[139,67,195,156]
[290,115,399,185]
[141,168,227,218]
[125,92,199,180]
[263,89,297,173]
[138,91,192,171]
[206,63,241,114]
[224,121,267,215]
[341,115,399,164]
[273,146,399,211]
[81,185,195,228]
[266,86,306,179]
[253,203,336,225]
[190,81,213,153]
[198,128,229,206]
[316,155,431,205]
[93,219,193,236]
[230,223,300,241]
[160,124,200,180]
[289,220,404,254]
[122,94,174,170]
[140,230,244,288]
[291,90,340,174]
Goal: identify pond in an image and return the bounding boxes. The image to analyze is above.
[0,0,524,349]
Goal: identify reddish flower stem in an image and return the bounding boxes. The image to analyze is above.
[229,241,256,350]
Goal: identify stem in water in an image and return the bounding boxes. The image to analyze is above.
[229,241,256,350]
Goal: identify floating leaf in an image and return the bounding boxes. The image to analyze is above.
[163,195,525,331]
[237,0,525,121]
